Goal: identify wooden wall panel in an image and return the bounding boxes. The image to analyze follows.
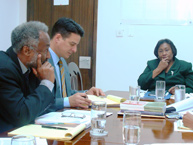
[27,0,98,90]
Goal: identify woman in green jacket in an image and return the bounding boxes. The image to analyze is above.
[138,38,193,94]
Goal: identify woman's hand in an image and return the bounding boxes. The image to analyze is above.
[152,58,169,79]
[168,86,175,95]
[157,58,169,72]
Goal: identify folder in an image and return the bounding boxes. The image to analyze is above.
[8,124,86,141]
[141,91,172,101]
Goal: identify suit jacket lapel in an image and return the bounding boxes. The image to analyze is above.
[48,54,62,97]
[168,58,180,75]
[6,46,28,96]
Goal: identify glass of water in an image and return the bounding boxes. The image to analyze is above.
[11,135,36,145]
[175,85,186,102]
[90,101,108,136]
[129,86,141,102]
[155,80,165,102]
[123,111,141,145]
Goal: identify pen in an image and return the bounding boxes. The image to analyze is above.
[177,115,183,119]
[82,95,88,99]
[42,125,68,130]
[43,123,65,125]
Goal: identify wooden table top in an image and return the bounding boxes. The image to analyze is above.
[1,90,193,145]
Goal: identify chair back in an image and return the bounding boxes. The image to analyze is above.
[68,62,83,90]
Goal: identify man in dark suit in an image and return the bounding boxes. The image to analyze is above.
[0,21,55,133]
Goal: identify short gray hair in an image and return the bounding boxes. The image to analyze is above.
[11,21,48,53]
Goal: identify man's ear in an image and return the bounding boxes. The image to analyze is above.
[22,46,31,56]
[54,33,63,42]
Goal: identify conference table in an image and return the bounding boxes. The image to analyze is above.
[1,90,193,145]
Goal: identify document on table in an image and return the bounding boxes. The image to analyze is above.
[35,109,113,129]
[174,120,193,133]
[166,97,193,112]
[8,123,86,141]
[88,95,126,107]
[35,109,91,128]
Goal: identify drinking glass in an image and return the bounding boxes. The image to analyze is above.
[123,111,141,145]
[175,85,186,102]
[90,101,108,136]
[155,80,165,102]
[11,135,36,145]
[129,86,141,102]
[90,135,106,145]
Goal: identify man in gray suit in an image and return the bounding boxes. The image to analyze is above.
[48,17,105,110]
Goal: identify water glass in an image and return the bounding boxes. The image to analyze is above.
[11,135,36,145]
[175,85,186,102]
[129,86,141,101]
[155,80,165,102]
[90,135,106,145]
[123,111,141,145]
[90,101,108,136]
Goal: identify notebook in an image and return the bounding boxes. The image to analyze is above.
[8,124,85,141]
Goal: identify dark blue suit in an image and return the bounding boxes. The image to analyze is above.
[0,47,54,133]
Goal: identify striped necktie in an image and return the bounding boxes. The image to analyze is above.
[58,59,67,97]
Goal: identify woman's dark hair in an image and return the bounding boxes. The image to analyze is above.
[154,38,177,59]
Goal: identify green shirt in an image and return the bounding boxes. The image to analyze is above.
[138,58,193,93]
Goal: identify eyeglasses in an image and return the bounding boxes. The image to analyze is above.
[61,112,86,119]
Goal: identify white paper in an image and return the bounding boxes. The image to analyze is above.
[54,0,69,5]
[166,97,193,112]
[35,109,113,129]
[35,109,91,128]
[174,120,193,133]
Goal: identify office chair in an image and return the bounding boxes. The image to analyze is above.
[68,62,83,91]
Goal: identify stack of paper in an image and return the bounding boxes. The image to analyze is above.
[119,101,166,118]
[120,101,166,113]
[88,95,126,107]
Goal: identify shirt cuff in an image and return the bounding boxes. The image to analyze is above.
[40,80,54,92]
[64,97,70,107]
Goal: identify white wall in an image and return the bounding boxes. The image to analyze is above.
[0,0,27,51]
[2,0,193,92]
[96,0,193,92]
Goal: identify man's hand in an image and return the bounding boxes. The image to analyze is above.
[32,54,55,83]
[183,112,193,129]
[69,93,91,109]
[86,87,105,96]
